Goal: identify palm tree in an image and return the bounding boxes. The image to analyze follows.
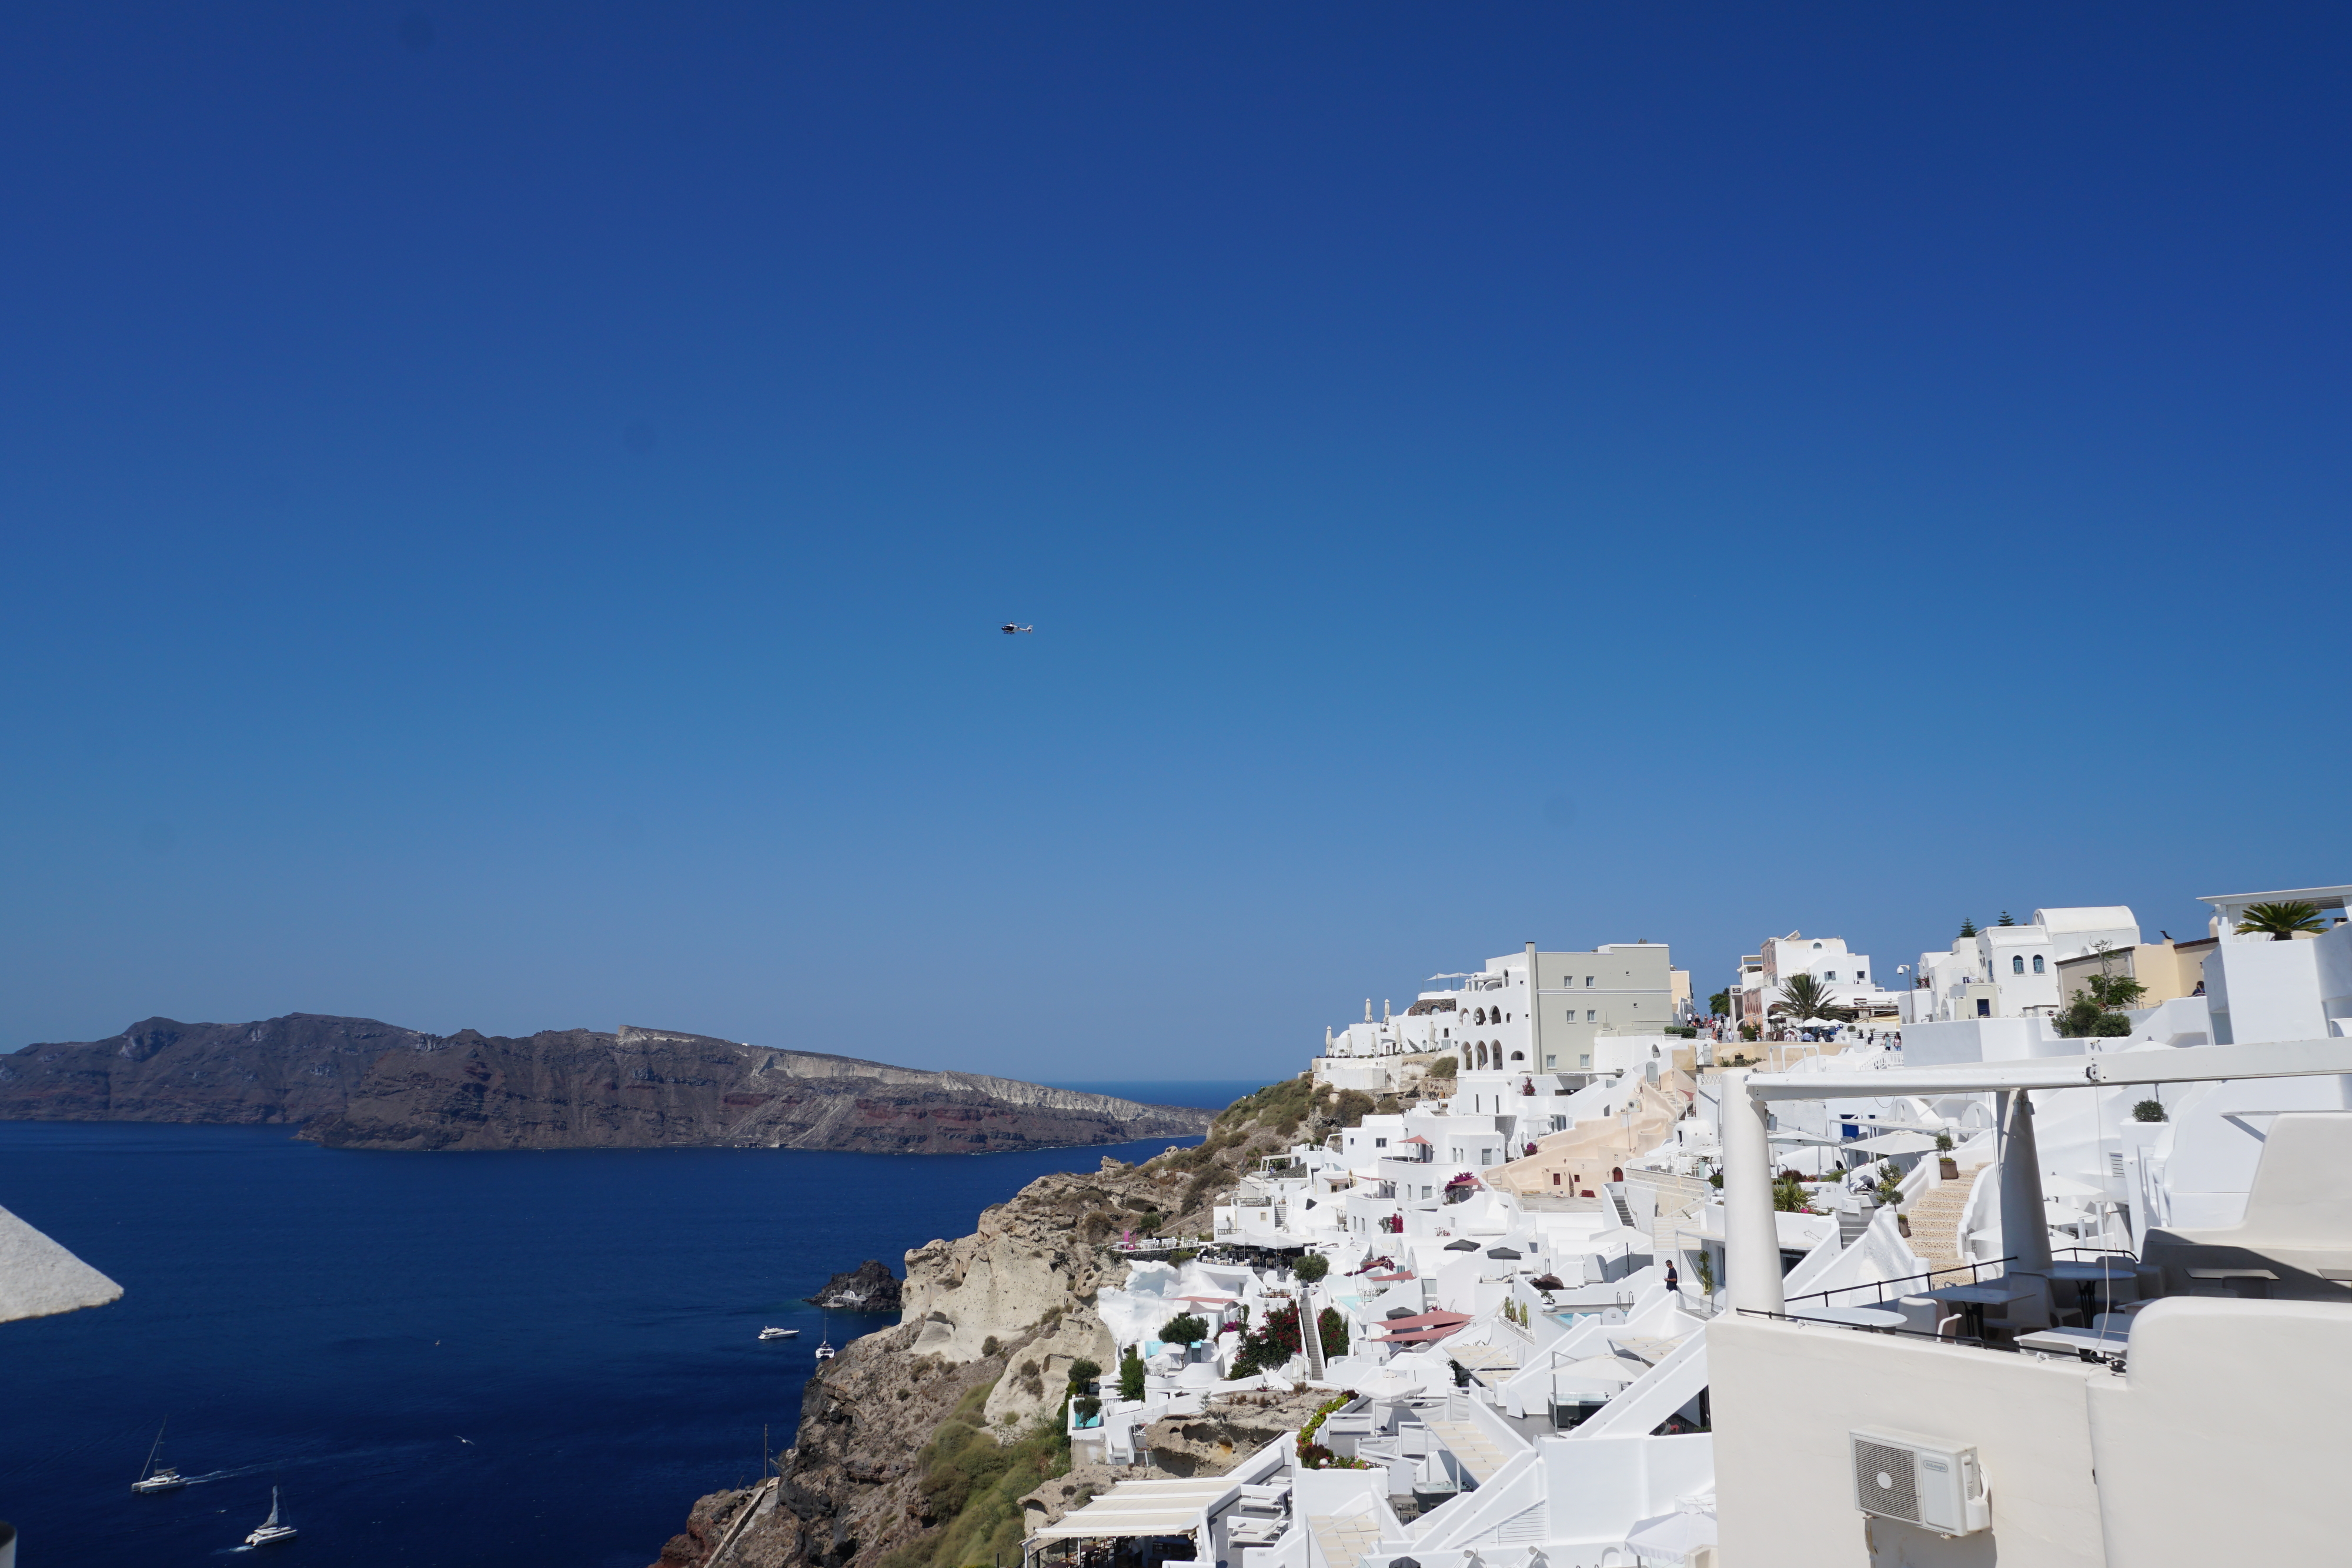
[1772,972,1855,1023]
[2235,901,2327,941]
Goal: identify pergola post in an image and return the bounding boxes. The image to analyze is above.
[1720,1068,1785,1315]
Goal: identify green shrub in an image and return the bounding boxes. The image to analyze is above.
[1317,1306,1349,1358]
[1117,1347,1145,1400]
[1065,1358,1101,1389]
[1428,1056,1457,1078]
[1159,1313,1210,1346]
[1291,1253,1329,1285]
[2133,1098,2166,1124]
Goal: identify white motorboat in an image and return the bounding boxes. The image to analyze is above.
[814,1310,835,1360]
[813,1339,835,1360]
[245,1486,297,1546]
[759,1326,799,1340]
[132,1419,186,1494]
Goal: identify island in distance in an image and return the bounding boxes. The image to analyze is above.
[0,1015,1214,1153]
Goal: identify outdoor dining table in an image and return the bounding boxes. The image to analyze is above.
[1790,1305,1907,1333]
[1925,1280,2044,1342]
[2047,1259,2134,1319]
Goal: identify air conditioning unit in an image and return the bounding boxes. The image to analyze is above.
[1850,1429,1990,1536]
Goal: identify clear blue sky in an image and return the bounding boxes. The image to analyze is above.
[4,5,2347,1072]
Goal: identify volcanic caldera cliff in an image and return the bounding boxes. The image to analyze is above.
[0,1014,1212,1152]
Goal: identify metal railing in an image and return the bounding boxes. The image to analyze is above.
[1734,1306,1994,1352]
[1780,1255,2019,1310]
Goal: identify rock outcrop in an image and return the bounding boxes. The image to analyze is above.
[808,1262,904,1313]
[0,1015,1212,1153]
[654,1075,1375,1568]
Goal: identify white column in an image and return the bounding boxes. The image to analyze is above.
[1721,1069,1785,1315]
[1997,1088,2052,1276]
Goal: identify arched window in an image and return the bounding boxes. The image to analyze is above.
[2012,955,2025,974]
[2032,955,2045,974]
[1474,1007,1486,1026]
[1510,1051,1524,1062]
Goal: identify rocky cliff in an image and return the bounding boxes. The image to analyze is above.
[656,1074,1378,1568]
[0,1015,1212,1152]
[809,1262,904,1313]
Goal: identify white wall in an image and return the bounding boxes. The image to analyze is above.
[2206,937,2327,1045]
[1897,1018,2059,1066]
[1710,1315,2107,1568]
[2086,1299,2352,1565]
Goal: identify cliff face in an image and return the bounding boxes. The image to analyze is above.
[659,1076,1362,1568]
[0,1015,1212,1152]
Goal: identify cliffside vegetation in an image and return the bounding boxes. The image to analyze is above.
[888,1381,1070,1568]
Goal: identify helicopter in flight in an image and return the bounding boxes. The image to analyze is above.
[1000,623,1034,635]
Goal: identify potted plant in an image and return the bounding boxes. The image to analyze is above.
[1936,1131,1958,1182]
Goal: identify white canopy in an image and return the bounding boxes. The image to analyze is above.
[1844,1130,1940,1156]
[0,1204,123,1323]
[1030,1477,1242,1542]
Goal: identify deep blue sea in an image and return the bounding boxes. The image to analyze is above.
[0,1081,1256,1568]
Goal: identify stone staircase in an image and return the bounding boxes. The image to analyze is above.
[1900,1165,1986,1265]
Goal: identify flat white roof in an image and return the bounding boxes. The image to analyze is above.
[2200,885,2352,911]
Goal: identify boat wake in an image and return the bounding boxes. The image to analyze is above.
[172,1463,275,1486]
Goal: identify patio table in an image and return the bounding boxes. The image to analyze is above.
[1925,1281,2043,1342]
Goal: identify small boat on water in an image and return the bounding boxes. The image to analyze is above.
[759,1326,799,1340]
[813,1338,835,1360]
[245,1486,297,1546]
[132,1419,186,1494]
[813,1310,836,1360]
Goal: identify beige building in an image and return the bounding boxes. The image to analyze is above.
[2055,935,2216,1008]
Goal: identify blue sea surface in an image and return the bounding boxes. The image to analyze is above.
[0,1122,1202,1568]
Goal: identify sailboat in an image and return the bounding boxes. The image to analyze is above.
[132,1419,186,1494]
[813,1311,836,1362]
[245,1486,297,1546]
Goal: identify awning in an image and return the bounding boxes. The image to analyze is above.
[1375,1310,1470,1330]
[1844,1131,1940,1155]
[1376,1323,1466,1343]
[1029,1476,1242,1542]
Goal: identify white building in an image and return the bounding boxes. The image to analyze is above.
[1315,944,1689,1091]
[1729,933,1904,1032]
[1909,905,2142,1021]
